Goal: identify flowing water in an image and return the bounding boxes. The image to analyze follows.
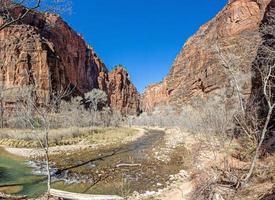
[0,148,46,197]
[0,129,188,198]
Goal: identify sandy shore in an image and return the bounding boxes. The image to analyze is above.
[4,144,92,158]
[3,127,146,158]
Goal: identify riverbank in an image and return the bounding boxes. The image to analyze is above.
[135,129,275,200]
[128,128,195,200]
[1,127,185,198]
[0,127,195,199]
[2,127,146,158]
[3,126,270,200]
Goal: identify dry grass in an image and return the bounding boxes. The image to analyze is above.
[0,127,139,148]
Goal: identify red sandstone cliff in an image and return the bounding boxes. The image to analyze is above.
[108,67,140,115]
[142,0,273,112]
[0,6,140,114]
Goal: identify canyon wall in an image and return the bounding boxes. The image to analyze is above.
[0,6,140,114]
[108,67,140,115]
[142,0,273,112]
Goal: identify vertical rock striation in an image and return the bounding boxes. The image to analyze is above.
[142,0,272,112]
[108,67,140,115]
[0,6,140,114]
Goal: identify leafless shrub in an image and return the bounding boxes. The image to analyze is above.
[129,105,177,127]
[131,99,233,138]
[84,89,108,112]
[210,7,275,188]
[239,21,275,187]
[13,84,71,195]
[213,33,261,115]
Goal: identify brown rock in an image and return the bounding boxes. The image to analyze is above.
[142,81,169,112]
[0,7,140,115]
[108,67,140,115]
[142,0,272,111]
[0,7,107,102]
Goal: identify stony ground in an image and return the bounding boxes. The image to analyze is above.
[1,127,274,200]
[1,127,193,199]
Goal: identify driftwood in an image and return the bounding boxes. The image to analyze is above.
[50,189,124,200]
[116,163,141,168]
[0,193,27,200]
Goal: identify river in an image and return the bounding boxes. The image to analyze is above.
[0,148,46,197]
[0,129,187,198]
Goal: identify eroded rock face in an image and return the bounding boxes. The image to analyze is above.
[0,7,140,114]
[108,67,140,115]
[142,81,169,112]
[142,0,272,112]
[0,7,107,102]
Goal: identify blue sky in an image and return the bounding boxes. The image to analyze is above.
[62,0,227,92]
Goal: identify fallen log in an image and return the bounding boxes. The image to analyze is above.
[49,189,124,200]
[116,163,141,168]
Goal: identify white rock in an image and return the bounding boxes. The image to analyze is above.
[213,193,225,200]
[145,191,156,196]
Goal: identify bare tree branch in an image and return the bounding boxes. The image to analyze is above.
[0,0,72,31]
[0,0,42,31]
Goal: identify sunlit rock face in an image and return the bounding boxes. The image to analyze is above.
[108,67,140,115]
[142,0,272,112]
[0,7,140,114]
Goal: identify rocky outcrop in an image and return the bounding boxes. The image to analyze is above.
[142,0,272,112]
[142,82,169,112]
[0,6,107,103]
[0,6,140,114]
[108,67,140,115]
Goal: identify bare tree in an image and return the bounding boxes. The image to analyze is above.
[209,7,275,189]
[214,35,260,115]
[0,0,71,31]
[241,64,275,186]
[15,85,71,196]
[213,38,261,151]
[84,89,108,126]
[84,89,108,112]
[240,12,275,185]
[0,83,5,128]
[215,44,246,114]
[213,9,275,187]
[0,0,41,31]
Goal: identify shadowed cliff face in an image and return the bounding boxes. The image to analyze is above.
[250,0,275,152]
[0,7,140,115]
[142,0,272,112]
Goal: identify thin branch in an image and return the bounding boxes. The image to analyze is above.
[0,0,41,31]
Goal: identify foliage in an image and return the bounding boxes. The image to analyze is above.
[84,89,108,111]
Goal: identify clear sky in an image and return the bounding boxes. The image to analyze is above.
[62,0,228,92]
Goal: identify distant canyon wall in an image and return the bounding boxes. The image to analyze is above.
[1,0,274,116]
[142,0,273,112]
